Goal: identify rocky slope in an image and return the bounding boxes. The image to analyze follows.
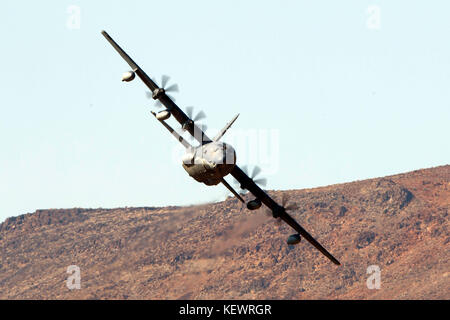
[0,165,448,299]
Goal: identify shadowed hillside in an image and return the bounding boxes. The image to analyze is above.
[0,165,448,299]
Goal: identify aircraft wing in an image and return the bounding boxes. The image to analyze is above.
[101,30,211,145]
[230,166,341,265]
[101,30,339,266]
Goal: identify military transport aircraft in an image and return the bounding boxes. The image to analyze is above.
[101,30,340,265]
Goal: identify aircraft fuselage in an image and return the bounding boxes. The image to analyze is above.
[181,141,236,186]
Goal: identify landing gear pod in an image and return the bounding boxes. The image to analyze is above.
[156,110,171,121]
[121,71,135,82]
[287,234,301,245]
[247,199,262,210]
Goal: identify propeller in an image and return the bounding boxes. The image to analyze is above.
[241,165,267,189]
[263,193,298,225]
[145,75,179,108]
[173,106,208,144]
[183,106,208,132]
[230,165,267,199]
[186,106,206,122]
[281,193,299,211]
[160,75,179,93]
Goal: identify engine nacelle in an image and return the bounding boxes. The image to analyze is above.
[287,234,301,245]
[247,199,262,210]
[122,71,135,82]
[156,110,171,120]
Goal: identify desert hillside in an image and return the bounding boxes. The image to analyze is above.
[0,165,448,299]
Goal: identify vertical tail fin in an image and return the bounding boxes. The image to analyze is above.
[213,114,239,142]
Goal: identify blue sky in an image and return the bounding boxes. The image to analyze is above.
[0,1,449,221]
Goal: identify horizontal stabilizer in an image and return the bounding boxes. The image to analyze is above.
[220,178,245,203]
[151,111,192,149]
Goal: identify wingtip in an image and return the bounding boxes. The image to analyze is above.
[333,258,341,266]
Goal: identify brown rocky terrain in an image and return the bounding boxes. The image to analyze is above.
[0,165,448,299]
